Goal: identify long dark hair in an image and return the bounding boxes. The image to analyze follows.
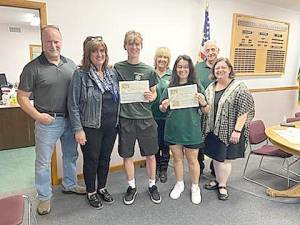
[169,55,197,87]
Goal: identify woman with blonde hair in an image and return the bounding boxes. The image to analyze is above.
[151,47,172,183]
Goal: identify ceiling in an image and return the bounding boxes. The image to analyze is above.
[0,1,299,26]
[253,0,300,12]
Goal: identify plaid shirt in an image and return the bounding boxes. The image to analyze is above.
[203,80,255,146]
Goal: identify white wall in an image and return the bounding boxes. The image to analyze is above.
[0,24,40,83]
[41,0,300,177]
[42,0,300,88]
[2,0,300,176]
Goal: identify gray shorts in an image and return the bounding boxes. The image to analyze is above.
[118,117,159,158]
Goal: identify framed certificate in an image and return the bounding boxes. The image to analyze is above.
[168,84,198,110]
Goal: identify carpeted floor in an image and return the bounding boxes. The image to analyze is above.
[1,151,298,225]
[0,146,35,194]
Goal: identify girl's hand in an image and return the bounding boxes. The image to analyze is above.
[160,99,170,112]
[195,93,207,106]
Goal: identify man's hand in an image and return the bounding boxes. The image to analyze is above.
[144,91,155,102]
[36,113,55,125]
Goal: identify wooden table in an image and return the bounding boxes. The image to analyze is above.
[265,122,300,198]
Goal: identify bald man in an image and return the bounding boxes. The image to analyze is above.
[17,25,85,215]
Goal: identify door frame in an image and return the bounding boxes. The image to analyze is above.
[0,0,60,185]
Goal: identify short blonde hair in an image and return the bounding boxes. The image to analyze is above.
[123,30,143,49]
[154,47,171,68]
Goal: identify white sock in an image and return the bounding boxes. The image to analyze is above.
[177,180,184,188]
[191,183,199,190]
[128,178,136,188]
[99,188,105,193]
[149,179,156,188]
[87,191,96,197]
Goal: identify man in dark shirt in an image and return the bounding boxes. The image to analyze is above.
[17,25,85,215]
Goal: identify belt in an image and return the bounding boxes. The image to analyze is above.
[47,112,68,118]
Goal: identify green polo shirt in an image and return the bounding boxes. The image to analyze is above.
[161,84,205,145]
[195,61,213,90]
[114,61,158,119]
[151,69,171,120]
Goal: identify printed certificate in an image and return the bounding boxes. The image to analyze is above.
[168,84,198,109]
[119,80,149,104]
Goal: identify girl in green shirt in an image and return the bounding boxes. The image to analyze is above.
[160,55,209,204]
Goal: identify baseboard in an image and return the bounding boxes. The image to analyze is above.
[56,159,146,185]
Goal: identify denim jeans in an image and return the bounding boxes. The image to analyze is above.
[35,117,78,201]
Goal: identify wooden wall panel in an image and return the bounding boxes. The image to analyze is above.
[230,14,289,76]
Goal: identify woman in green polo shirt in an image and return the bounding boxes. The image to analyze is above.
[151,47,172,183]
[160,55,209,204]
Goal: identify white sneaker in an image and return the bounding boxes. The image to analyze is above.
[191,186,201,204]
[170,182,184,199]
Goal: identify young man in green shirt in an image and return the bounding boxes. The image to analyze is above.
[195,40,219,176]
[114,31,161,205]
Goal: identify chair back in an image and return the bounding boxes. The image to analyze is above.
[0,195,24,225]
[286,117,300,123]
[249,120,267,144]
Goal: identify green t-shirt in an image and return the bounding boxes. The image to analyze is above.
[195,61,213,90]
[161,84,205,145]
[114,61,158,119]
[151,69,171,120]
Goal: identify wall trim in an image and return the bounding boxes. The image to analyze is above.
[57,159,146,185]
[249,85,298,93]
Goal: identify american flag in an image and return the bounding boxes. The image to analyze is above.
[198,3,210,62]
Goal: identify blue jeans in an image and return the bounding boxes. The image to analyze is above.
[35,117,78,201]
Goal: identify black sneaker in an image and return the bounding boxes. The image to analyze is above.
[160,171,167,183]
[148,185,162,204]
[87,193,103,209]
[123,186,137,205]
[97,188,114,204]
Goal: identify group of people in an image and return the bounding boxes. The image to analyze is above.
[17,25,255,215]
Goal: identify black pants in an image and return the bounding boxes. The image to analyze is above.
[198,149,214,173]
[155,119,170,172]
[198,149,205,171]
[81,126,117,193]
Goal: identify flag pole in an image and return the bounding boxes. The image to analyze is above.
[197,0,210,63]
